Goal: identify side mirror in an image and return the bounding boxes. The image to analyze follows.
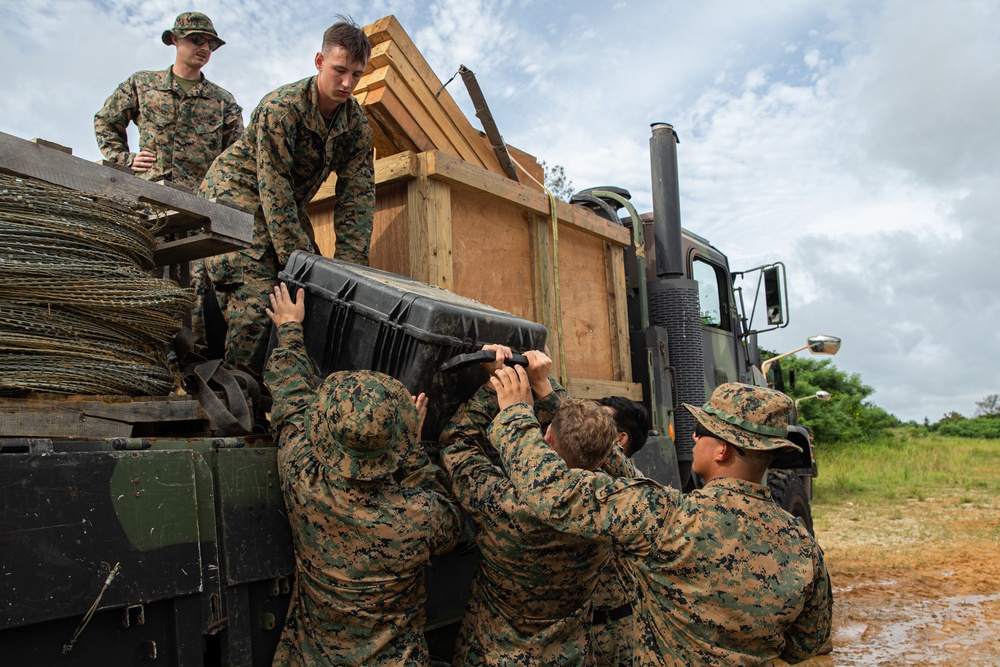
[764,266,784,325]
[806,335,841,356]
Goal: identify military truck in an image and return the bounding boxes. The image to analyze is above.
[0,122,835,665]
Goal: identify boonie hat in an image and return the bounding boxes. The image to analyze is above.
[161,12,225,48]
[305,370,416,480]
[683,382,801,452]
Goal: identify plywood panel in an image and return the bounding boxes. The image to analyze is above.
[370,180,410,274]
[450,188,535,323]
[555,225,615,381]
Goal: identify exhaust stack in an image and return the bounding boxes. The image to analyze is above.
[645,123,706,476]
[650,123,684,279]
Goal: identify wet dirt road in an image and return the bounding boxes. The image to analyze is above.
[792,491,1000,666]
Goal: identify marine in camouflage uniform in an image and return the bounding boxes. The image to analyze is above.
[439,348,638,666]
[591,397,650,667]
[488,373,833,667]
[201,19,375,379]
[264,283,462,666]
[94,12,243,341]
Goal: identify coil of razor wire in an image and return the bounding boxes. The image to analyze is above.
[0,173,193,396]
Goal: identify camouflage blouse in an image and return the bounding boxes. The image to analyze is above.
[265,322,462,666]
[489,403,833,667]
[94,66,243,190]
[440,382,638,665]
[200,75,374,285]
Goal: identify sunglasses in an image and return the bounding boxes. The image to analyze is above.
[188,34,221,51]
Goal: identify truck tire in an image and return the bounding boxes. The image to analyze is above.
[767,469,814,535]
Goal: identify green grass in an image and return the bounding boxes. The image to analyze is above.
[813,430,1000,506]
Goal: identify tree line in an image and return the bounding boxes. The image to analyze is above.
[762,353,1000,442]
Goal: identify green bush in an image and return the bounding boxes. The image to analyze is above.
[937,416,1000,439]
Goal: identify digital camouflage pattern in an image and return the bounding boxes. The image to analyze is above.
[161,12,225,47]
[440,381,639,666]
[489,403,833,667]
[265,321,462,666]
[684,383,801,452]
[94,67,243,190]
[590,449,642,667]
[202,76,374,378]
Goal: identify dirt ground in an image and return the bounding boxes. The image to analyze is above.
[791,489,1000,667]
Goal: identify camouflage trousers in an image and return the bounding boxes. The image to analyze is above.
[590,611,635,667]
[211,248,280,381]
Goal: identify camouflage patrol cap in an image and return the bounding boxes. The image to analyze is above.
[161,12,226,48]
[683,382,802,452]
[306,370,416,480]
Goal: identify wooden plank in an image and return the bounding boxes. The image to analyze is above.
[362,62,470,164]
[423,150,630,245]
[564,379,644,402]
[363,86,430,153]
[374,151,418,185]
[530,213,556,345]
[0,131,253,247]
[368,41,493,169]
[605,241,632,382]
[153,232,252,266]
[364,16,505,174]
[355,90,403,159]
[0,394,211,439]
[407,153,453,289]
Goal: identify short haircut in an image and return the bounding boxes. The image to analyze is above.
[322,14,371,65]
[695,420,775,476]
[597,396,650,456]
[550,398,616,470]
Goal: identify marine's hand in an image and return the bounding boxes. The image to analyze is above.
[480,344,512,375]
[491,365,533,411]
[265,283,305,325]
[411,392,428,440]
[524,350,553,399]
[130,150,156,173]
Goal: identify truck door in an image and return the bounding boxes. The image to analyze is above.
[691,256,739,393]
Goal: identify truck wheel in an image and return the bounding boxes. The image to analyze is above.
[767,470,814,535]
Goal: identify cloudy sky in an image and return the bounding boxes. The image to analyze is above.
[2,0,997,423]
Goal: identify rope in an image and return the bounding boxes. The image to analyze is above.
[63,562,121,654]
[507,156,568,387]
[0,173,192,396]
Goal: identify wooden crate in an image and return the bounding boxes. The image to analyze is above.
[306,150,641,401]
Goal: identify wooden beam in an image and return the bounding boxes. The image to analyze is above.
[605,242,632,382]
[0,131,253,249]
[565,379,644,402]
[368,40,497,170]
[375,151,418,185]
[407,153,453,289]
[0,394,214,439]
[363,86,433,153]
[422,150,630,246]
[530,213,557,365]
[359,64,465,161]
[364,16,505,175]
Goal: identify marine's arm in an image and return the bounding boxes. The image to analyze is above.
[262,284,315,439]
[330,127,374,266]
[779,547,834,663]
[488,364,667,548]
[221,95,244,149]
[94,76,139,168]
[255,105,317,265]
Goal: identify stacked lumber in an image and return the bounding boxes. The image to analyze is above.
[355,15,544,188]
